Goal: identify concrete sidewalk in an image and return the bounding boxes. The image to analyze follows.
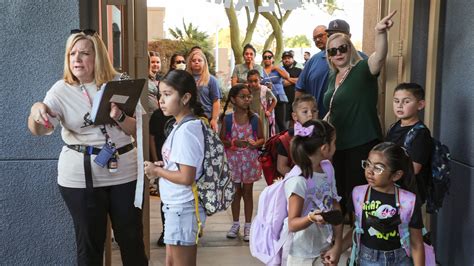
[112,178,349,265]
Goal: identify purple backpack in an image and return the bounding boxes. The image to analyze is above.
[249,160,334,265]
[350,185,436,265]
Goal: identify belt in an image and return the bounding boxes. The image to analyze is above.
[66,143,134,208]
[67,143,134,155]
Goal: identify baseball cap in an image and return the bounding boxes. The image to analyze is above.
[281,51,293,58]
[326,19,350,35]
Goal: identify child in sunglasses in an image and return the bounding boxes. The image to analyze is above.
[342,142,425,265]
[219,84,264,241]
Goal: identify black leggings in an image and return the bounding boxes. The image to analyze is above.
[59,180,147,266]
[333,139,380,216]
[274,101,287,133]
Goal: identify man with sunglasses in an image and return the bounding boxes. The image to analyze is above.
[295,20,367,118]
[281,51,303,126]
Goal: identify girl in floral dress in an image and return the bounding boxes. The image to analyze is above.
[219,84,265,241]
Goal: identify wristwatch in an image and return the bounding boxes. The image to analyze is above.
[117,112,126,123]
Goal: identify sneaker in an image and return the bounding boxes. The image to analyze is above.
[243,225,251,242]
[226,224,240,239]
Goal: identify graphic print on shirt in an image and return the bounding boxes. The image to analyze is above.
[308,176,334,213]
[81,112,94,128]
[363,200,400,241]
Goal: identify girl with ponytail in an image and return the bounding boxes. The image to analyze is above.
[284,120,343,265]
[144,70,206,265]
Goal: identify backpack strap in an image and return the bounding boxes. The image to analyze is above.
[224,113,233,140]
[250,113,259,139]
[191,182,202,244]
[349,184,369,266]
[320,160,334,184]
[397,187,416,257]
[403,121,426,152]
[278,130,292,165]
[169,115,197,150]
[225,113,259,139]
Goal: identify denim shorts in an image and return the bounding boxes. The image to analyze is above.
[163,200,206,246]
[358,244,413,266]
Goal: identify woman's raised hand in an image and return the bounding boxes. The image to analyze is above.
[376,10,397,32]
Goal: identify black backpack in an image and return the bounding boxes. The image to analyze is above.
[403,122,452,213]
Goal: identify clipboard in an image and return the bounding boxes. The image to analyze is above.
[90,78,146,125]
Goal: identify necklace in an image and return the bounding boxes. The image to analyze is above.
[336,66,352,88]
[325,66,352,121]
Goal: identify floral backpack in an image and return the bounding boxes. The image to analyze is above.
[171,116,235,216]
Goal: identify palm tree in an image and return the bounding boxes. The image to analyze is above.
[168,19,215,73]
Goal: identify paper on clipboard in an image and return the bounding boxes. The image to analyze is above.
[110,95,129,104]
[90,78,146,125]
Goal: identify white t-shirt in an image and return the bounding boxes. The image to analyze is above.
[283,172,341,258]
[43,80,137,188]
[159,119,204,204]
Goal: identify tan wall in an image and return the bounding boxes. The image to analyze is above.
[362,0,378,55]
[216,47,231,90]
[362,0,415,132]
[148,7,165,41]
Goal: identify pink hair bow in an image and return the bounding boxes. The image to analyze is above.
[294,122,314,137]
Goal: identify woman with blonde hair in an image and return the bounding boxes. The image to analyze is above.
[147,51,161,112]
[323,11,397,217]
[28,29,147,265]
[186,49,222,131]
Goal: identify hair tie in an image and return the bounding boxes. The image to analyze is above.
[294,122,314,137]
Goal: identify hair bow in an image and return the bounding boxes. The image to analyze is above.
[294,122,314,137]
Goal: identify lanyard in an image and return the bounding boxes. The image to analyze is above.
[80,83,112,145]
[80,83,93,106]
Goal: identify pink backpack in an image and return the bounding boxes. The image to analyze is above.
[249,160,335,265]
[350,185,436,265]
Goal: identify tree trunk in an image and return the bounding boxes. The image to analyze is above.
[263,33,275,52]
[261,12,284,63]
[225,2,243,64]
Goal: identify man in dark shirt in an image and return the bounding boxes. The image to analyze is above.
[281,51,302,126]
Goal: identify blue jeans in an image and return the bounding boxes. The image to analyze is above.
[358,244,413,266]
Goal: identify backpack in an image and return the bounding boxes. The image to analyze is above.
[171,116,235,216]
[249,160,335,265]
[224,112,259,140]
[350,184,436,265]
[402,122,452,213]
[258,130,293,185]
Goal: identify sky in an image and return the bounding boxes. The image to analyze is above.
[147,0,364,60]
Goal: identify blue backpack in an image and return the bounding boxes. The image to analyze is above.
[403,122,451,213]
[224,113,259,140]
